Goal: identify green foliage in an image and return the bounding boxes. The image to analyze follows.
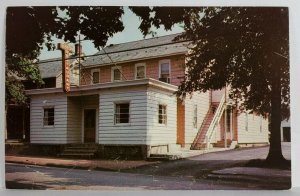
[5,6,125,105]
[177,7,289,120]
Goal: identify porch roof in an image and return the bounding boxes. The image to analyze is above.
[25,78,178,96]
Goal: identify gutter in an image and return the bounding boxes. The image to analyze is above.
[25,78,178,96]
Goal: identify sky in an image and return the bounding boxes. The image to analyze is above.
[38,7,184,60]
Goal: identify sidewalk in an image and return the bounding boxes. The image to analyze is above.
[5,155,158,171]
[207,167,291,186]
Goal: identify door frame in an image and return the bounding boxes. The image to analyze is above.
[81,107,98,143]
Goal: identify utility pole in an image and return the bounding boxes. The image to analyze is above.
[224,86,227,148]
[78,34,81,86]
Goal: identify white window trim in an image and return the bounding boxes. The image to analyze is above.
[158,104,167,126]
[43,106,55,127]
[114,101,131,126]
[91,68,100,84]
[158,59,171,79]
[111,66,122,82]
[134,63,146,79]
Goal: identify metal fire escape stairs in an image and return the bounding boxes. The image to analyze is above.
[191,94,226,150]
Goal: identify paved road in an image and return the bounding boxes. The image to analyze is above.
[6,163,250,190]
[5,143,291,190]
[127,143,291,179]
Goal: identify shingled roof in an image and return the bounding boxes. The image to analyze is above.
[38,58,62,78]
[82,33,189,67]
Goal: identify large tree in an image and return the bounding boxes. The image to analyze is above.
[133,7,289,164]
[181,7,289,165]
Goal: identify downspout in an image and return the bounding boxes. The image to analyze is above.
[224,86,227,148]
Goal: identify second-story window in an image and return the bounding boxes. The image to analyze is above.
[91,69,100,84]
[112,66,122,81]
[159,60,170,83]
[135,63,146,79]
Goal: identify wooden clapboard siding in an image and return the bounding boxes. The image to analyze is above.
[237,113,269,143]
[30,95,68,144]
[98,89,148,145]
[184,91,210,144]
[146,88,177,145]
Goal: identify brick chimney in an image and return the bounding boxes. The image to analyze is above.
[75,44,82,56]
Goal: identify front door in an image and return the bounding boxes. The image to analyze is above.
[84,109,96,143]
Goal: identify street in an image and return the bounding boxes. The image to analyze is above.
[6,163,250,190]
[5,143,291,190]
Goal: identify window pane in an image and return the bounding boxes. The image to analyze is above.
[113,69,121,80]
[158,105,167,124]
[115,103,129,124]
[92,72,99,83]
[160,63,170,75]
[44,108,54,126]
[136,66,145,79]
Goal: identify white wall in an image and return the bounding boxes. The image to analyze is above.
[30,94,68,144]
[237,112,269,143]
[146,88,177,145]
[184,91,210,144]
[98,89,148,145]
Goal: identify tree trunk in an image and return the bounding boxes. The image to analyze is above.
[266,62,286,164]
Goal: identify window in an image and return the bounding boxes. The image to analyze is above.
[43,108,54,126]
[159,60,170,83]
[112,66,122,81]
[115,103,130,124]
[158,104,167,125]
[91,69,100,84]
[135,63,146,79]
[193,105,197,128]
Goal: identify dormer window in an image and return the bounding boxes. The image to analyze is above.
[135,63,146,79]
[91,69,100,84]
[112,66,122,81]
[159,60,171,83]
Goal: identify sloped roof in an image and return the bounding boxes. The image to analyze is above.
[83,33,189,67]
[37,58,62,78]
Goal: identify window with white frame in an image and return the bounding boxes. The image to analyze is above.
[159,60,170,83]
[112,66,122,81]
[43,107,54,126]
[91,69,100,84]
[135,63,146,79]
[193,105,197,128]
[158,104,167,125]
[115,103,130,124]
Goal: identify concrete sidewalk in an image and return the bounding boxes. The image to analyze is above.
[208,167,291,185]
[5,155,158,171]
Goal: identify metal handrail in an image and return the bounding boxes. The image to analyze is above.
[205,94,226,150]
